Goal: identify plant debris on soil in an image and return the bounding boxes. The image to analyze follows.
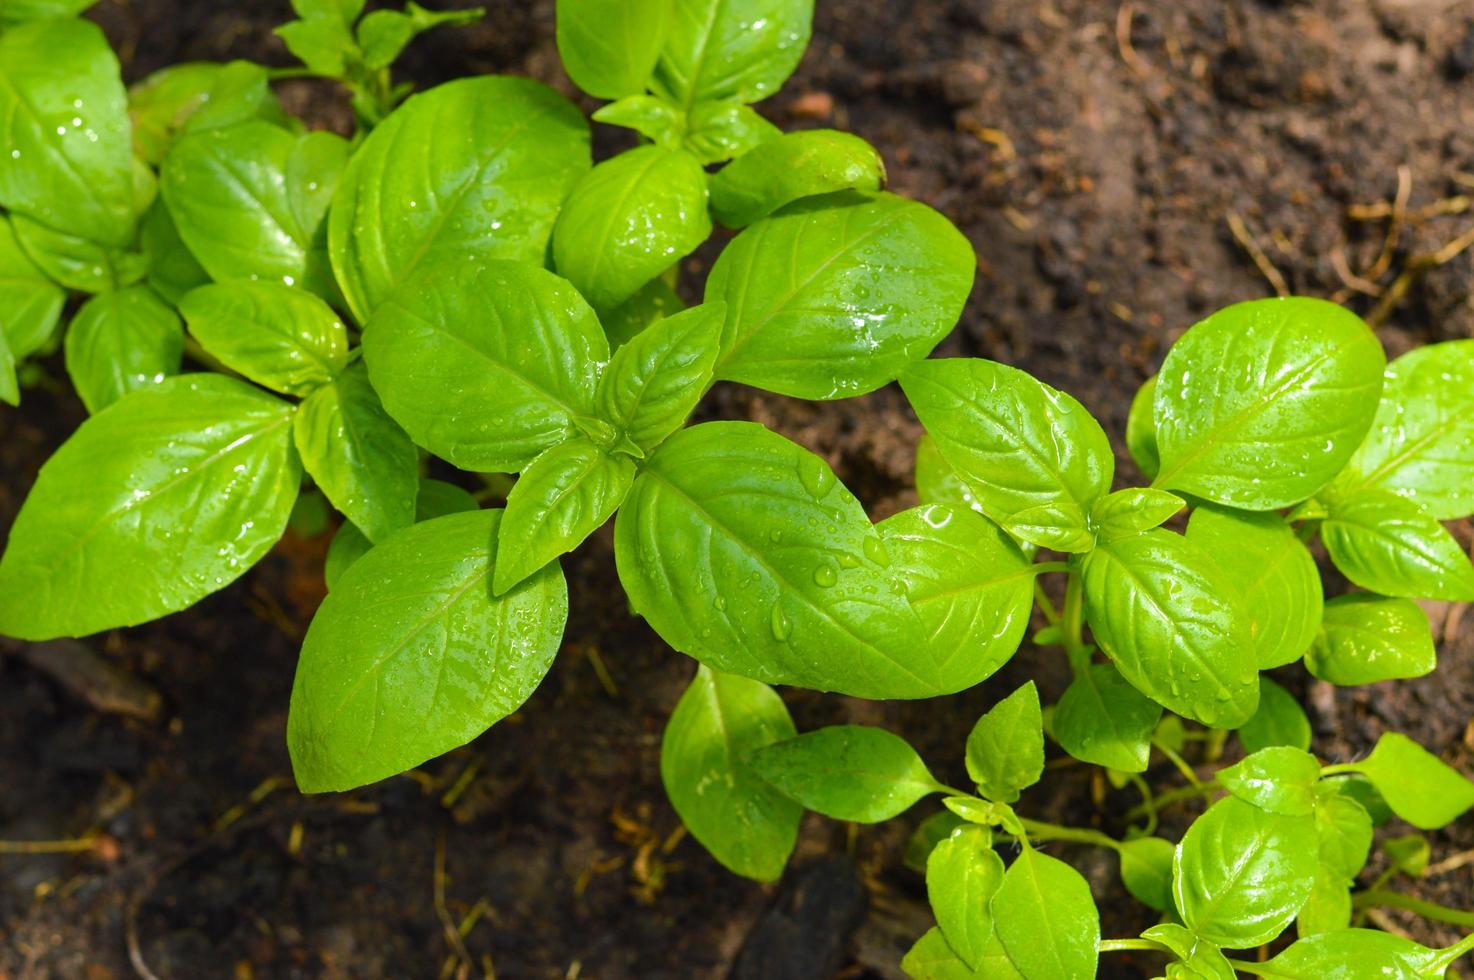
[3,1,1474,978]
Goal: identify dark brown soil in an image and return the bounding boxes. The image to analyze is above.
[4,1,1474,978]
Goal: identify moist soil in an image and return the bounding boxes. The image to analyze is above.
[4,1,1474,977]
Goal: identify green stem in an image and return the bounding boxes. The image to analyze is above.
[1034,581,1061,627]
[1031,561,1072,576]
[1353,890,1474,927]
[1061,570,1090,674]
[1224,959,1281,978]
[1155,741,1202,787]
[1123,780,1220,823]
[1320,763,1360,777]
[1098,938,1170,954]
[1127,772,1159,836]
[1437,932,1474,969]
[1016,817,1121,851]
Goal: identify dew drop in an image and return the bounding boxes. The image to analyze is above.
[769,601,792,642]
[813,564,838,588]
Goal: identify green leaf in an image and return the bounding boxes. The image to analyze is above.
[1052,662,1162,772]
[129,61,285,166]
[11,211,149,293]
[139,198,209,306]
[276,15,357,78]
[964,682,1043,803]
[926,826,1004,969]
[1313,787,1373,882]
[556,0,674,99]
[328,76,590,322]
[902,927,1022,980]
[324,478,475,590]
[1337,340,1474,520]
[0,323,16,406]
[0,0,97,23]
[0,19,137,249]
[288,509,567,792]
[63,286,184,414]
[1172,796,1317,948]
[1152,297,1385,509]
[709,191,975,399]
[363,258,607,472]
[1186,504,1322,669]
[493,437,636,594]
[591,95,683,146]
[1090,488,1185,540]
[660,666,800,882]
[902,359,1112,552]
[682,100,780,165]
[1126,373,1160,480]
[180,281,348,396]
[877,504,1033,692]
[616,422,954,698]
[710,129,884,227]
[0,375,299,640]
[1305,594,1435,686]
[595,302,724,452]
[905,810,967,873]
[357,4,483,71]
[1236,677,1311,754]
[652,0,813,106]
[1345,732,1474,830]
[1320,487,1474,601]
[1118,836,1176,912]
[1081,529,1258,728]
[1323,774,1393,826]
[914,435,985,516]
[1260,930,1445,979]
[1217,746,1321,816]
[990,846,1099,980]
[1295,868,1350,937]
[1144,924,1236,980]
[0,216,64,360]
[601,273,685,349]
[294,363,418,544]
[1384,833,1431,877]
[748,724,944,822]
[161,122,350,299]
[552,145,711,312]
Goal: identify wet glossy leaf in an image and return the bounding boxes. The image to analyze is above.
[0,216,64,360]
[681,100,780,164]
[1295,869,1350,937]
[595,302,724,452]
[0,19,137,248]
[615,422,943,698]
[1218,746,1321,816]
[601,274,684,349]
[162,122,349,298]
[1320,487,1474,601]
[11,210,149,294]
[1118,836,1176,912]
[660,666,800,882]
[139,199,208,306]
[64,286,183,413]
[363,259,607,472]
[294,363,417,544]
[591,95,682,145]
[926,826,1004,969]
[1347,732,1474,830]
[1337,340,1474,520]
[1052,662,1162,772]
[180,281,348,396]
[552,145,710,311]
[1126,373,1160,480]
[493,437,636,594]
[709,191,974,399]
[711,130,885,228]
[129,61,284,165]
[1153,297,1384,509]
[1313,787,1373,882]
[1260,930,1445,979]
[1305,594,1435,686]
[556,0,673,99]
[1081,529,1258,728]
[0,327,16,406]
[964,682,1043,803]
[324,478,476,590]
[1235,677,1311,754]
[1144,924,1235,980]
[329,76,589,322]
[652,0,813,105]
[902,927,1021,980]
[1173,796,1317,948]
[905,811,967,873]
[914,435,984,516]
[1186,505,1321,669]
[990,846,1099,980]
[748,724,944,822]
[1090,488,1185,541]
[877,504,1033,692]
[903,359,1112,553]
[288,509,567,792]
[0,375,298,640]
